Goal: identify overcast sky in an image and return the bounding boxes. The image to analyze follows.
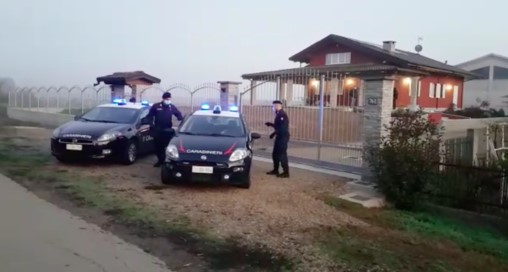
[1,0,506,87]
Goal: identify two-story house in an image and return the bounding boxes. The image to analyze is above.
[243,34,477,110]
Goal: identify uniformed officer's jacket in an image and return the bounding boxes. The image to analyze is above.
[146,102,184,130]
[273,110,289,137]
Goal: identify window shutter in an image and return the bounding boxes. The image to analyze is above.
[429,83,435,98]
[417,81,421,97]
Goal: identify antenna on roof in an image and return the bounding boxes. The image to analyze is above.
[415,37,423,54]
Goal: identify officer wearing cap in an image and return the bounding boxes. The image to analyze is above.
[146,92,184,167]
[265,100,290,178]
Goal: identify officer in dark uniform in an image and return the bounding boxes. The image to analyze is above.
[265,100,290,178]
[146,92,184,167]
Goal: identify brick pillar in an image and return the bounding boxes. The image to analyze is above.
[111,85,125,99]
[249,80,256,105]
[218,81,241,109]
[286,79,294,105]
[361,77,395,182]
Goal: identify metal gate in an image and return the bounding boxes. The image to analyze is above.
[239,68,364,173]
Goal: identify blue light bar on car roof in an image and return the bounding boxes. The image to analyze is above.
[213,105,221,114]
[201,103,210,110]
[113,98,126,105]
[229,105,238,112]
[141,100,149,106]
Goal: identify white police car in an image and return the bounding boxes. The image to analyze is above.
[161,104,261,188]
[51,99,155,164]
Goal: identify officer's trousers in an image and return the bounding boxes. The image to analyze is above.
[272,135,289,173]
[153,129,174,163]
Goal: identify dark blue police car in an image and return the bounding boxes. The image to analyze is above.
[51,99,155,164]
[161,104,261,189]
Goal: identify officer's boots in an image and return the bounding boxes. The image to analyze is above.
[277,171,289,178]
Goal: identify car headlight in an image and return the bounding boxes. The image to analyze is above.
[97,131,122,142]
[229,148,250,162]
[166,144,179,160]
[52,128,61,138]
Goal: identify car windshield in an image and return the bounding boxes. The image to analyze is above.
[79,106,138,124]
[179,115,245,137]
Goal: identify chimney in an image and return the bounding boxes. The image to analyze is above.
[383,41,396,52]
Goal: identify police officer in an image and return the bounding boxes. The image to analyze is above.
[146,92,184,167]
[265,100,290,178]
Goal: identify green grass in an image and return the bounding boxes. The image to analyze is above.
[321,196,508,271]
[0,139,294,271]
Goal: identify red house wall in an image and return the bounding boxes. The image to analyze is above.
[417,76,463,109]
[307,44,382,66]
[303,43,465,109]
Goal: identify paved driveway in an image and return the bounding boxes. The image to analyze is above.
[0,174,172,272]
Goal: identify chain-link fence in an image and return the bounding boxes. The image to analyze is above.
[8,83,223,115]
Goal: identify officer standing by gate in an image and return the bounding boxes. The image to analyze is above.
[265,100,290,178]
[146,92,184,167]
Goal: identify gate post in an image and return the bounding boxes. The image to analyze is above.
[361,77,395,183]
[217,81,241,110]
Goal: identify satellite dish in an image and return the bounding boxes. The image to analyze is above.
[415,44,423,53]
[415,37,423,54]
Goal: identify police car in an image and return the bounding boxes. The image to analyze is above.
[51,99,155,164]
[161,104,261,189]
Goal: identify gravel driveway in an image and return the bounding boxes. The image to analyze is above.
[2,125,365,270]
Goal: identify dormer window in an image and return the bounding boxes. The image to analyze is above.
[325,52,351,65]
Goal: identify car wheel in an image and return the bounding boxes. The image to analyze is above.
[120,140,137,165]
[236,174,251,189]
[160,164,173,185]
[55,155,74,164]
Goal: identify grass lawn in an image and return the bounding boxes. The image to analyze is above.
[320,196,508,271]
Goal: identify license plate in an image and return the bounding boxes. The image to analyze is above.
[66,144,82,151]
[192,166,213,174]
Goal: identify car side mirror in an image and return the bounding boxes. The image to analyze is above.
[74,114,81,121]
[251,132,261,140]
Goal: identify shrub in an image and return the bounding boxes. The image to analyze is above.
[366,110,442,210]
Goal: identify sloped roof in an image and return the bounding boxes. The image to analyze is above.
[289,34,478,79]
[455,53,508,68]
[96,71,161,85]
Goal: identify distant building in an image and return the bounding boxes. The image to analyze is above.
[456,54,508,110]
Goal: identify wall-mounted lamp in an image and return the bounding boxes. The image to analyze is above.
[403,77,412,85]
[345,78,355,86]
[445,84,453,91]
[310,79,319,87]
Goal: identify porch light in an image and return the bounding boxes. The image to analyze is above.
[403,77,412,85]
[445,84,453,91]
[310,79,319,87]
[346,78,355,86]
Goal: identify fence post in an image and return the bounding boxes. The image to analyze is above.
[276,76,281,101]
[361,77,395,183]
[466,129,475,165]
[317,74,325,160]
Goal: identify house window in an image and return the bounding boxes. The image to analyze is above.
[429,82,435,98]
[493,66,508,79]
[470,66,490,79]
[436,83,443,98]
[417,81,421,97]
[325,52,351,65]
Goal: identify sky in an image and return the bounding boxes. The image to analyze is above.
[1,0,507,87]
